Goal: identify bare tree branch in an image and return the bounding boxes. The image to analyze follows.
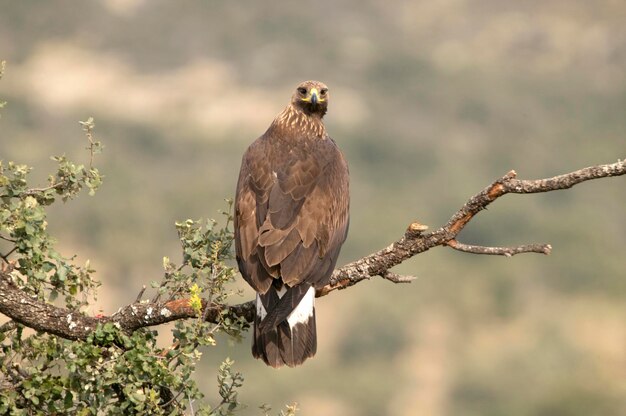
[0,159,624,340]
[381,271,417,283]
[446,239,552,257]
[321,159,625,294]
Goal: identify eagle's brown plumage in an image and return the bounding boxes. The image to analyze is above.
[234,80,349,367]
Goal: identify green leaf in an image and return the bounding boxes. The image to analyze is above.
[64,391,73,409]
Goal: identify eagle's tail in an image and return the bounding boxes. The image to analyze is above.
[252,284,317,368]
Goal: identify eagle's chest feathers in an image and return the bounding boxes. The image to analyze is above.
[272,105,327,140]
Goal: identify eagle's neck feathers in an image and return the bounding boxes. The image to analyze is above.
[270,104,326,139]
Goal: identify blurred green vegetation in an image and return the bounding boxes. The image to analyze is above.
[1,0,625,414]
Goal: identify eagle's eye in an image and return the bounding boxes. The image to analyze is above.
[320,88,328,96]
[297,87,307,95]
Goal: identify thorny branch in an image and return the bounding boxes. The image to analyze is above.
[0,159,624,340]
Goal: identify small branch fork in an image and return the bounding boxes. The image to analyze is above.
[0,159,624,340]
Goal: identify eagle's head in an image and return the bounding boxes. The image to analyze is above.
[291,80,329,118]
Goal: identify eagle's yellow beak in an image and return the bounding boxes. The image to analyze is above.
[310,88,319,105]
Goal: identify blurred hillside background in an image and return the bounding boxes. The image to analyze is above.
[1,0,625,414]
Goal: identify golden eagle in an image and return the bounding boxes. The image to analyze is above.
[234,80,350,367]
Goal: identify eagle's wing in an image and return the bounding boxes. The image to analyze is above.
[234,135,349,294]
[234,139,274,294]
